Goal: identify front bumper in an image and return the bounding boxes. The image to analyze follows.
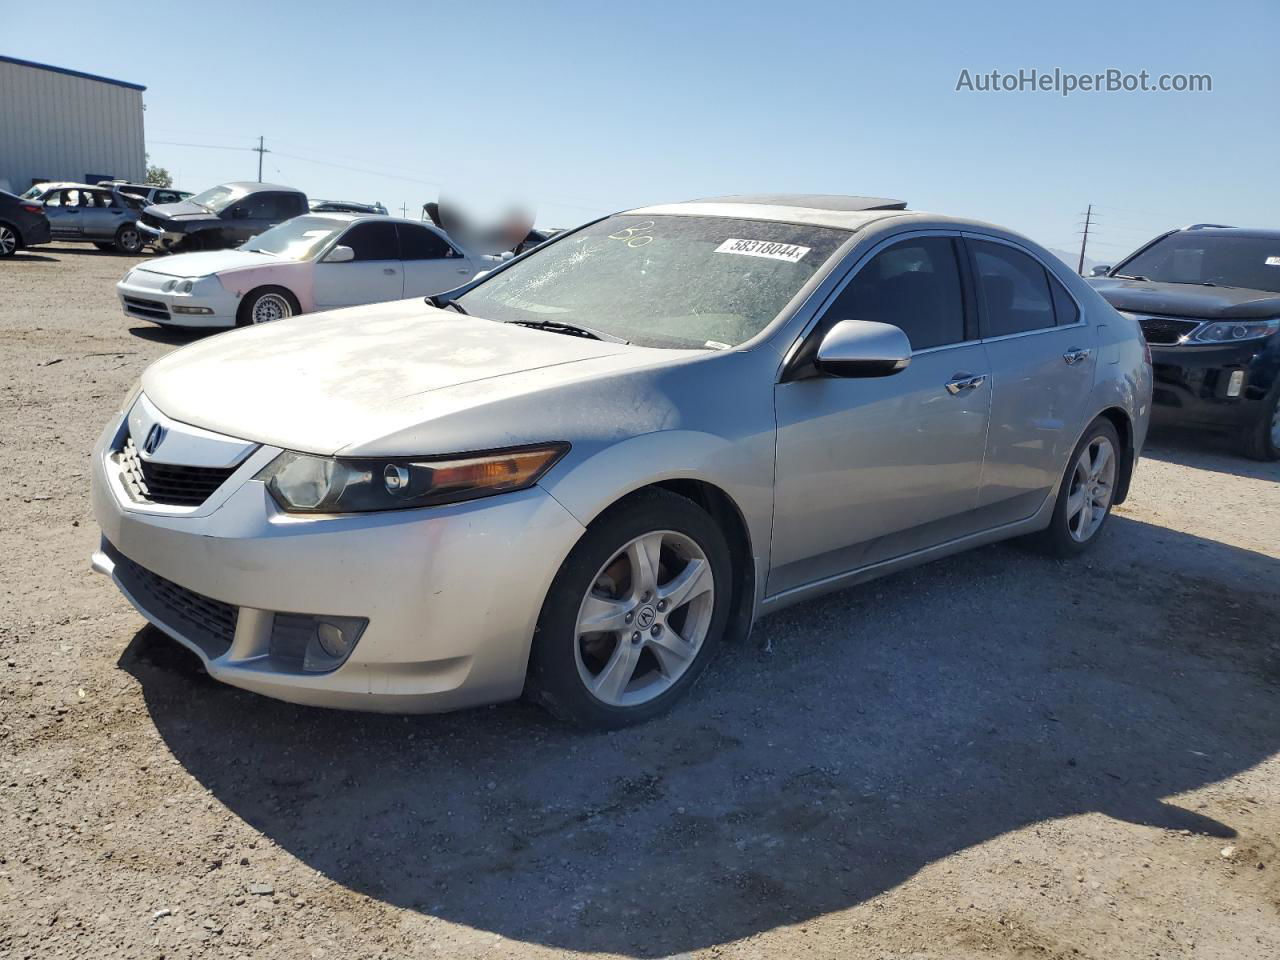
[90,407,586,712]
[116,273,239,328]
[1149,339,1279,430]
[136,220,190,252]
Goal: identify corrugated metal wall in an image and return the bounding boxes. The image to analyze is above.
[0,60,145,193]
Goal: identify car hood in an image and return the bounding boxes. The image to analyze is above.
[143,199,216,221]
[135,249,283,278]
[1088,277,1280,320]
[140,299,683,456]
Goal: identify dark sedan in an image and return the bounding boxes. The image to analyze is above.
[136,181,308,253]
[0,189,51,257]
[1089,225,1280,460]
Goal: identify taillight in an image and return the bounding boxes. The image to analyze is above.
[20,204,42,214]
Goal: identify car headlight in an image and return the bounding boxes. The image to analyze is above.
[176,279,195,294]
[255,443,570,513]
[1191,319,1280,343]
[162,279,176,292]
[119,378,143,414]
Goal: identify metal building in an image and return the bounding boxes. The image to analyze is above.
[0,55,146,195]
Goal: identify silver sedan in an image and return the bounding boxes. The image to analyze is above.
[90,194,1151,727]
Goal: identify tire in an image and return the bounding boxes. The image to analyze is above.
[237,286,300,327]
[114,224,144,254]
[1238,387,1280,461]
[528,488,733,729]
[0,223,18,258]
[93,242,115,252]
[1036,417,1122,557]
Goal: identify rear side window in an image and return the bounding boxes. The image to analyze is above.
[824,236,966,350]
[1048,273,1080,326]
[397,224,455,260]
[243,192,305,220]
[971,240,1056,337]
[339,222,399,261]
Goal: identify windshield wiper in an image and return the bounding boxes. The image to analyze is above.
[1113,274,1149,281]
[428,295,468,315]
[507,319,629,344]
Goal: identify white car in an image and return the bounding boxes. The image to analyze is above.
[116,213,498,328]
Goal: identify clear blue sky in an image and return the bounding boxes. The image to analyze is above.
[9,0,1278,264]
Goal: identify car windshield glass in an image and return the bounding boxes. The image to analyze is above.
[1118,233,1280,294]
[241,216,345,260]
[455,214,850,349]
[19,185,45,200]
[187,184,246,214]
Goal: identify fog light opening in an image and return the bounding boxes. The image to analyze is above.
[1226,370,1245,398]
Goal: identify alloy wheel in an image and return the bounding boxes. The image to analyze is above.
[118,228,141,253]
[1066,435,1116,543]
[251,293,292,324]
[1270,401,1280,448]
[573,530,715,707]
[0,226,16,257]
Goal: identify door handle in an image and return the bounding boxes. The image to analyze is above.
[456,268,470,274]
[945,374,986,395]
[383,267,397,275]
[1063,348,1091,365]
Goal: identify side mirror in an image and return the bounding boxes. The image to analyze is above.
[1090,264,1111,277]
[324,245,355,263]
[815,319,912,378]
[500,250,515,261]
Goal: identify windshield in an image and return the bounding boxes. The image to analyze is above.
[242,216,345,260]
[455,214,850,348]
[19,185,46,200]
[187,184,246,214]
[1116,233,1280,294]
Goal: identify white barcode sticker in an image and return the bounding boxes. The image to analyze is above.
[715,238,810,263]
[1265,256,1280,267]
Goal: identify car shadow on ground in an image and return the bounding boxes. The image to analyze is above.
[1142,426,1280,482]
[120,514,1280,957]
[127,325,212,346]
[7,252,60,262]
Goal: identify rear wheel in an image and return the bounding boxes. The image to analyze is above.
[1036,417,1121,557]
[1238,388,1280,461]
[528,489,732,729]
[114,225,144,254]
[0,223,18,257]
[237,286,299,326]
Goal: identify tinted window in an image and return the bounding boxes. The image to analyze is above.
[825,237,965,350]
[155,191,182,204]
[340,222,399,261]
[398,223,455,260]
[972,241,1056,337]
[1048,273,1080,326]
[91,190,117,208]
[241,192,296,220]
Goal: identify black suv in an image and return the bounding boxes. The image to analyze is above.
[1089,225,1280,460]
[0,189,51,257]
[137,181,308,253]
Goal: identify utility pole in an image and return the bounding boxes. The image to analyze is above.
[253,136,269,183]
[400,203,408,218]
[1077,203,1094,275]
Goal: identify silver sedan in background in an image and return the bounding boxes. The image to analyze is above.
[90,194,1151,728]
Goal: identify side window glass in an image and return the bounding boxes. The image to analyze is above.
[398,224,455,260]
[338,222,399,261]
[95,191,116,208]
[1048,273,1080,326]
[65,189,83,208]
[824,236,965,350]
[972,240,1056,337]
[156,191,179,204]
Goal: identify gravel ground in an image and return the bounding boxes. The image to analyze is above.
[1,243,1278,960]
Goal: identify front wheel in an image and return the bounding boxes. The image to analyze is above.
[237,286,299,326]
[1036,417,1122,557]
[0,224,18,257]
[1238,387,1280,461]
[114,225,144,254]
[528,489,733,729]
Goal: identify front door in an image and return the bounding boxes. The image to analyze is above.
[43,189,83,238]
[396,222,476,296]
[770,235,991,595]
[964,237,1099,525]
[313,221,404,310]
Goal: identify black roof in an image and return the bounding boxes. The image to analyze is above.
[693,193,908,212]
[0,54,145,91]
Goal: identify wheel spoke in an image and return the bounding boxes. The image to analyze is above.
[578,593,632,633]
[1076,499,1093,535]
[658,557,711,611]
[1066,488,1086,520]
[1090,442,1112,480]
[648,628,694,677]
[593,640,640,701]
[626,533,663,600]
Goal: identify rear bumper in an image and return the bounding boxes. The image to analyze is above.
[1149,338,1279,430]
[22,219,51,246]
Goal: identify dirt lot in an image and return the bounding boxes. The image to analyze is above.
[1,243,1278,960]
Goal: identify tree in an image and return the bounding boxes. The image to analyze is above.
[143,153,172,187]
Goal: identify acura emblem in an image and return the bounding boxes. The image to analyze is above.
[142,423,166,456]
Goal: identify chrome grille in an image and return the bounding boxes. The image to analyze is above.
[1138,316,1201,345]
[117,435,238,507]
[108,542,237,657]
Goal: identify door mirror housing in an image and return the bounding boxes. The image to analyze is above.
[1090,264,1111,277]
[815,319,912,378]
[323,245,355,264]
[499,250,515,261]
[229,207,249,220]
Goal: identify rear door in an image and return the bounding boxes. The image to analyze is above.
[770,234,992,594]
[83,190,127,239]
[965,236,1097,524]
[312,221,404,309]
[396,222,475,296]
